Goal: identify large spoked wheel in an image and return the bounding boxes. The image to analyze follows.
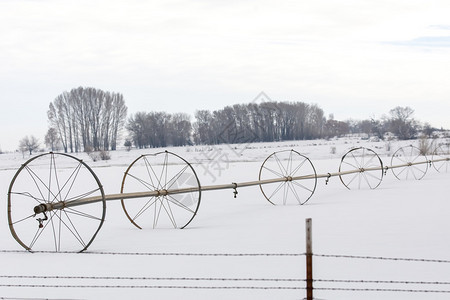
[390,145,428,180]
[121,151,201,229]
[8,152,106,252]
[432,143,450,173]
[259,150,317,205]
[339,147,384,190]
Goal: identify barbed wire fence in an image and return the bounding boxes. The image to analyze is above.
[2,219,450,299]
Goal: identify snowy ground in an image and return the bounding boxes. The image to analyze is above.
[1,137,450,300]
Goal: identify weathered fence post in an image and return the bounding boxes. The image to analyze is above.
[306,218,313,300]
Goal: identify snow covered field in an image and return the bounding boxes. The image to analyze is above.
[1,137,449,300]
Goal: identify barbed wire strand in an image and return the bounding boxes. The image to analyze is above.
[315,287,450,293]
[0,249,303,257]
[0,284,303,290]
[313,253,450,263]
[2,284,450,293]
[4,275,450,286]
[3,249,450,264]
[0,298,83,300]
[4,250,450,264]
[314,279,450,285]
[0,275,304,282]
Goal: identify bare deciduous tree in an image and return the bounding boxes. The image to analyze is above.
[387,106,418,140]
[48,87,128,153]
[19,136,40,156]
[45,127,60,151]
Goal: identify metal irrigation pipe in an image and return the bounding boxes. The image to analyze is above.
[388,158,447,170]
[33,157,449,214]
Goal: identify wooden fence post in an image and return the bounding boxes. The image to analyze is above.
[306,218,313,300]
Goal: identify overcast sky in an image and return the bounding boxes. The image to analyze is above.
[1,0,450,151]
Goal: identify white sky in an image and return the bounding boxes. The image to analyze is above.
[1,0,450,151]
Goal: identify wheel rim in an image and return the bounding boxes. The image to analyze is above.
[339,147,384,190]
[121,151,201,229]
[432,143,450,173]
[7,152,105,252]
[259,150,317,205]
[390,145,428,180]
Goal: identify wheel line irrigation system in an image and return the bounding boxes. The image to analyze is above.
[6,144,450,252]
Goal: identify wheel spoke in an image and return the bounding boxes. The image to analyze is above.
[157,152,169,190]
[287,183,302,205]
[346,172,360,187]
[62,210,87,247]
[362,172,373,189]
[262,165,284,178]
[287,151,294,175]
[153,198,165,229]
[412,165,426,175]
[358,173,362,189]
[64,207,104,221]
[290,158,307,177]
[362,154,377,168]
[342,160,359,170]
[143,156,158,190]
[29,226,45,250]
[133,197,158,222]
[125,172,156,191]
[29,227,41,249]
[65,187,102,203]
[161,197,178,228]
[274,154,288,177]
[291,180,314,193]
[164,165,190,191]
[9,191,45,204]
[59,162,84,203]
[11,214,36,225]
[46,210,86,250]
[365,170,382,181]
[283,182,288,205]
[267,181,287,201]
[396,166,408,177]
[350,152,362,169]
[166,194,196,214]
[24,165,54,204]
[48,154,56,202]
[49,210,60,251]
[395,156,408,164]
[30,209,58,249]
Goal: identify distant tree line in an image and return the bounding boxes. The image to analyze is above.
[126,104,440,149]
[193,102,325,145]
[127,101,327,148]
[345,106,430,140]
[47,87,127,153]
[126,112,192,148]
